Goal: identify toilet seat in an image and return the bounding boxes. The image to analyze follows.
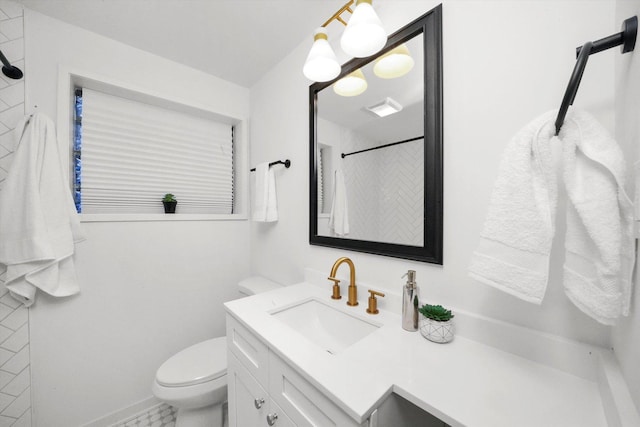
[156,337,227,387]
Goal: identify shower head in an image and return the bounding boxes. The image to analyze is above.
[0,49,22,80]
[2,65,23,80]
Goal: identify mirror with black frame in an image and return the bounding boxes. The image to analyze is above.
[309,5,443,264]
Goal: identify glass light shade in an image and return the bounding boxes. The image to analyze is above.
[340,0,387,58]
[333,69,368,97]
[373,44,414,79]
[303,28,341,82]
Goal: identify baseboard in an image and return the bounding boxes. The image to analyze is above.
[597,351,640,427]
[81,396,161,427]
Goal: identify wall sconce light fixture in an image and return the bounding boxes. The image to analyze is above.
[340,0,387,58]
[303,28,342,82]
[303,0,387,82]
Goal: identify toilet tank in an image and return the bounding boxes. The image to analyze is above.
[238,276,282,296]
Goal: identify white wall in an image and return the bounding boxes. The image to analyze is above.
[250,0,617,347]
[613,0,640,413]
[23,9,251,426]
[18,0,640,424]
[0,2,32,424]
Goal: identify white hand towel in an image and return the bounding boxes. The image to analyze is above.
[329,169,349,236]
[252,162,278,222]
[561,110,634,325]
[0,113,85,306]
[469,111,558,303]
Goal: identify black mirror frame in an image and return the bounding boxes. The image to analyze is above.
[309,5,443,264]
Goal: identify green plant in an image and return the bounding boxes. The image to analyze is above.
[163,193,176,202]
[418,304,454,322]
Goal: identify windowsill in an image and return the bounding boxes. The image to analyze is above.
[79,213,247,223]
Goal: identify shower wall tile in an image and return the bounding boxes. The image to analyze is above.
[0,105,24,132]
[0,367,26,396]
[0,372,13,390]
[1,308,26,332]
[0,2,30,425]
[0,82,24,108]
[1,324,27,353]
[12,409,29,427]
[3,346,29,375]
[0,1,22,20]
[2,388,29,419]
[0,393,13,412]
[0,306,12,323]
[0,38,21,68]
[0,133,13,154]
[0,350,12,368]
[0,295,19,311]
[0,17,21,41]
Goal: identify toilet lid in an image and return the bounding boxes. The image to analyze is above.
[156,337,227,387]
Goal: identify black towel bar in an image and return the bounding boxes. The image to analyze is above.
[555,16,637,135]
[250,159,291,172]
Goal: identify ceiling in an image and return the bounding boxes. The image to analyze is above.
[16,0,343,88]
[16,0,423,144]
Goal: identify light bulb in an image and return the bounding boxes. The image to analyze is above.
[303,28,341,82]
[373,43,414,78]
[333,69,368,97]
[340,0,387,58]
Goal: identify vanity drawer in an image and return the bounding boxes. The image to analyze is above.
[226,314,269,386]
[228,352,269,427]
[268,352,365,427]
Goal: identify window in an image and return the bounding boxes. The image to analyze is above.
[73,87,234,215]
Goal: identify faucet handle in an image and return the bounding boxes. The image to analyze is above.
[366,289,385,314]
[328,277,342,300]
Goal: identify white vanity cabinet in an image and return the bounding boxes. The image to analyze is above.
[227,315,294,427]
[228,352,294,426]
[268,352,366,427]
[226,314,366,427]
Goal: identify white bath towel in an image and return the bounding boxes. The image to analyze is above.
[469,110,558,303]
[0,113,85,306]
[470,110,634,325]
[252,162,278,222]
[561,110,634,325]
[329,169,349,236]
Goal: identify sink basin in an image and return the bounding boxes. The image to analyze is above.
[270,298,381,354]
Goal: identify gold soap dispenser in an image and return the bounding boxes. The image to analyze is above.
[402,270,420,331]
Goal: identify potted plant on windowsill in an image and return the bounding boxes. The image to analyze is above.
[418,304,455,343]
[162,193,177,214]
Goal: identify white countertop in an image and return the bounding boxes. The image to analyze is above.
[224,279,614,427]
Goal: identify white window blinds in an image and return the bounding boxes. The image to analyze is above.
[80,88,233,214]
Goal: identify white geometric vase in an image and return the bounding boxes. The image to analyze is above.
[419,316,454,343]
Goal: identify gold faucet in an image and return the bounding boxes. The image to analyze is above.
[328,257,358,306]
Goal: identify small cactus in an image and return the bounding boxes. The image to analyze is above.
[162,193,176,202]
[418,304,454,322]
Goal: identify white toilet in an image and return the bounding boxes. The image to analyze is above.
[152,277,282,427]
